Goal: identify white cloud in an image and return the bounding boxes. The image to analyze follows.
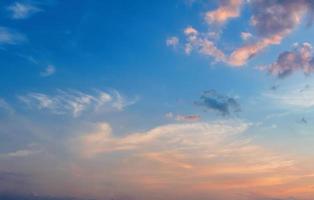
[5,149,39,158]
[7,2,42,19]
[0,27,26,45]
[240,32,252,41]
[18,89,138,117]
[166,36,179,48]
[40,65,56,77]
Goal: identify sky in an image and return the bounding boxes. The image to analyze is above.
[2,0,314,199]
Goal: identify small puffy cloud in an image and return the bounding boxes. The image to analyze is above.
[7,2,42,19]
[268,43,314,78]
[205,0,243,24]
[18,89,137,117]
[240,32,252,41]
[196,90,240,116]
[166,36,179,48]
[40,65,56,77]
[0,27,26,45]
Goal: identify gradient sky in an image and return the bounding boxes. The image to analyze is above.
[1,0,314,200]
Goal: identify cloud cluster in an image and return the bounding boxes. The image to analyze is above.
[19,89,138,117]
[7,2,42,19]
[0,27,26,45]
[195,90,240,116]
[269,43,314,78]
[178,0,314,67]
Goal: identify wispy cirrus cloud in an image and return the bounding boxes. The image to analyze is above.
[0,27,26,45]
[7,2,42,19]
[265,84,314,109]
[18,89,138,117]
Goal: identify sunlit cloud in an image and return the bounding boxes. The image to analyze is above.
[205,0,243,25]
[269,42,314,78]
[175,0,314,67]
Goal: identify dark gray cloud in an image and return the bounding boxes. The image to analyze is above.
[268,43,314,78]
[196,90,240,116]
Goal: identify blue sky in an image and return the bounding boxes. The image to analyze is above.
[2,0,314,200]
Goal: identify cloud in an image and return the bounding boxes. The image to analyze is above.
[184,26,226,62]
[7,2,42,19]
[166,36,179,48]
[0,27,26,45]
[40,65,56,77]
[3,149,40,158]
[249,0,313,38]
[179,1,314,67]
[70,120,313,200]
[205,0,243,24]
[165,112,201,122]
[240,32,253,41]
[268,43,314,78]
[195,90,240,116]
[18,89,138,117]
[265,83,314,109]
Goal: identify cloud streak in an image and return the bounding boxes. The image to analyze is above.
[7,2,42,19]
[0,27,26,45]
[19,89,138,117]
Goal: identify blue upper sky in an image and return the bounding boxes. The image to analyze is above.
[2,1,314,200]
